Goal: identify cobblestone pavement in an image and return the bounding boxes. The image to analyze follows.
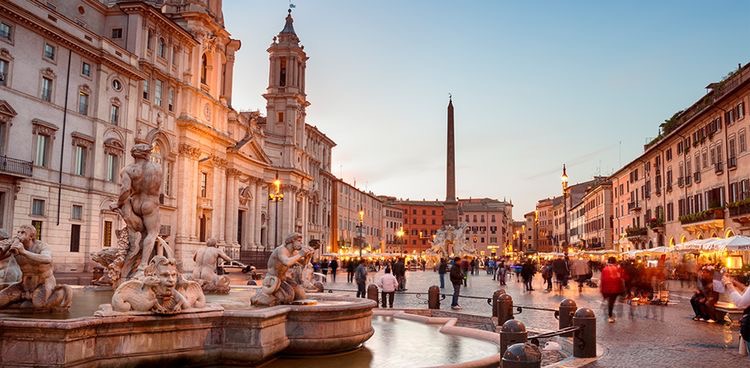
[292,269,750,368]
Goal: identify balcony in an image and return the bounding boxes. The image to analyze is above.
[679,208,724,225]
[0,156,33,177]
[627,201,642,212]
[198,197,213,209]
[693,172,701,183]
[626,227,648,242]
[729,156,737,170]
[715,162,724,174]
[648,217,665,233]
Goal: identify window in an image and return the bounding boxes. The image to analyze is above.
[43,43,55,61]
[146,29,153,50]
[142,79,149,100]
[666,148,672,161]
[74,145,86,176]
[111,28,122,39]
[158,38,166,58]
[110,104,119,124]
[201,54,207,84]
[172,46,179,67]
[78,91,89,115]
[741,129,747,153]
[103,220,112,247]
[41,77,53,101]
[112,79,122,91]
[31,220,42,240]
[106,153,118,182]
[0,22,11,41]
[32,199,45,216]
[200,172,208,197]
[0,59,8,86]
[154,80,162,106]
[81,62,91,77]
[167,88,174,111]
[71,204,83,220]
[35,133,50,166]
[70,224,80,252]
[164,161,173,196]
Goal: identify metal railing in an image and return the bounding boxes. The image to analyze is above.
[0,156,33,177]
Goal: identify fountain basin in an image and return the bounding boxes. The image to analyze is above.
[0,288,376,367]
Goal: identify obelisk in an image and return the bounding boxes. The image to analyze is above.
[444,96,458,227]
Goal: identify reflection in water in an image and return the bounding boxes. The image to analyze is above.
[262,315,499,368]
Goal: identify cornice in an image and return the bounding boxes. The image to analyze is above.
[178,143,201,159]
[176,115,235,147]
[116,2,198,46]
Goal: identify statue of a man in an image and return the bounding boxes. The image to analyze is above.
[251,232,309,306]
[0,225,71,310]
[0,229,20,283]
[110,143,163,276]
[192,238,233,293]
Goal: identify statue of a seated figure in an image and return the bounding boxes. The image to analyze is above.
[192,238,233,294]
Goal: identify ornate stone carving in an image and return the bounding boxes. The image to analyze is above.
[0,224,72,311]
[79,84,92,95]
[0,48,13,61]
[103,138,125,155]
[210,154,228,168]
[191,238,232,294]
[179,143,202,159]
[238,185,253,205]
[41,67,56,79]
[71,132,94,148]
[31,119,58,136]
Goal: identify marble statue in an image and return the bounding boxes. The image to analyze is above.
[109,143,163,278]
[427,224,476,261]
[0,229,21,284]
[192,238,232,294]
[107,256,206,314]
[294,239,324,293]
[251,232,313,306]
[0,225,72,311]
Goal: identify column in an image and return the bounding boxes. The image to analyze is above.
[213,164,226,242]
[254,179,263,248]
[269,182,278,247]
[245,179,257,249]
[288,57,295,88]
[224,170,237,245]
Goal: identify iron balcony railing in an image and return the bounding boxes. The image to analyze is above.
[0,156,33,177]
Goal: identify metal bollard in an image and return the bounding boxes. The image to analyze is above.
[491,289,506,317]
[502,342,542,368]
[573,307,597,358]
[559,299,577,337]
[367,284,379,305]
[500,319,527,358]
[428,285,440,309]
[496,294,514,326]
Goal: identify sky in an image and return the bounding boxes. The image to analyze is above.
[223,0,750,217]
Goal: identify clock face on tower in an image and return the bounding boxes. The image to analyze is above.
[204,103,211,121]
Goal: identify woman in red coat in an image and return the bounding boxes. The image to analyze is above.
[600,257,624,323]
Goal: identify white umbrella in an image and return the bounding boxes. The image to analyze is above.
[715,235,750,251]
[641,246,670,254]
[674,238,713,251]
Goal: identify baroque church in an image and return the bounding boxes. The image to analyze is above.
[0,0,334,271]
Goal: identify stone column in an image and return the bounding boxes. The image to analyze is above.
[254,179,264,249]
[245,178,256,249]
[225,169,238,245]
[213,158,227,243]
[269,182,278,248]
[177,143,201,241]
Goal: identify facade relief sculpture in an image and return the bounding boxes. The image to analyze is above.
[0,225,72,311]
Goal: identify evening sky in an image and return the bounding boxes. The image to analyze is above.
[224,0,750,216]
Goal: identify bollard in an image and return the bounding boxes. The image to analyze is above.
[573,307,597,358]
[428,285,441,309]
[500,319,527,358]
[367,284,379,305]
[502,342,542,368]
[559,299,577,337]
[491,289,506,317]
[496,294,514,326]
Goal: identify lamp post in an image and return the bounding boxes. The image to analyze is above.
[357,208,365,258]
[268,172,284,247]
[561,164,569,253]
[396,226,405,257]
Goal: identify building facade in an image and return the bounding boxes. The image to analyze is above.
[330,179,383,256]
[397,200,444,255]
[458,198,513,256]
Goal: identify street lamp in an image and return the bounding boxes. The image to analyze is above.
[396,226,405,257]
[357,207,365,258]
[561,164,569,253]
[268,172,284,247]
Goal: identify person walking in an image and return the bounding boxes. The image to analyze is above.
[347,259,356,283]
[355,260,368,298]
[320,258,329,283]
[438,258,447,289]
[450,256,464,310]
[600,257,624,323]
[329,258,339,283]
[393,257,407,291]
[377,267,399,308]
[460,258,470,287]
[521,258,536,291]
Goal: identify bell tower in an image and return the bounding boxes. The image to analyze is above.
[263,9,309,169]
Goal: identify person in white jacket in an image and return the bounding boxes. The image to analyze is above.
[722,273,750,358]
[377,267,400,308]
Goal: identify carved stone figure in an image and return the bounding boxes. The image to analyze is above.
[294,239,324,293]
[108,256,205,314]
[109,143,163,278]
[192,238,232,294]
[0,229,21,284]
[0,225,72,311]
[251,232,312,306]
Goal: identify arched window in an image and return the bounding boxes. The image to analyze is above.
[158,38,166,59]
[201,54,207,84]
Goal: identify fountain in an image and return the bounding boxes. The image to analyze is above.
[0,143,375,367]
[425,223,478,267]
